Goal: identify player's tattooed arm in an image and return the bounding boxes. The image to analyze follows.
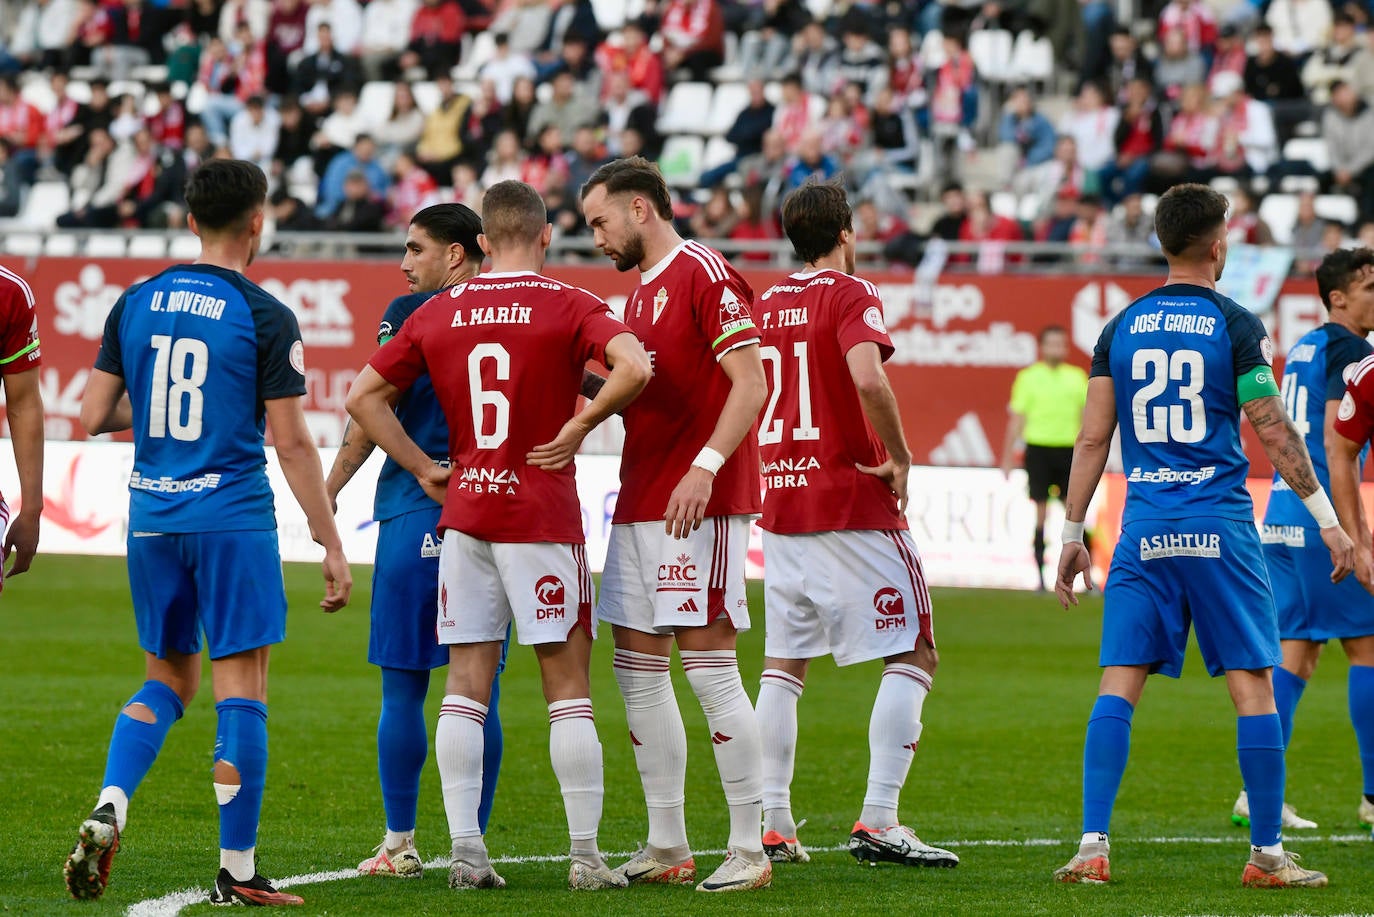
[580,369,608,400]
[1245,394,1321,498]
[325,417,377,508]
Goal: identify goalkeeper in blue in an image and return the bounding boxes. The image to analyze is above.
[1053,183,1354,889]
[64,159,353,906]
[1233,247,1374,833]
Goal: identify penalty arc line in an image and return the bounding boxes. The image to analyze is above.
[124,833,1373,917]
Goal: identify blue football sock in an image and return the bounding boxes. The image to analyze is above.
[1348,666,1374,797]
[1082,694,1134,835]
[214,698,268,851]
[1273,666,1306,749]
[378,667,430,835]
[102,680,184,797]
[1237,713,1285,848]
[479,674,504,834]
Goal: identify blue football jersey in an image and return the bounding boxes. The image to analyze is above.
[1265,323,1372,527]
[372,290,451,522]
[95,264,306,533]
[1092,283,1274,525]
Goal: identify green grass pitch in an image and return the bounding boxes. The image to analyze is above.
[3,554,1372,915]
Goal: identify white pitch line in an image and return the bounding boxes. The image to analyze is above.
[124,834,1373,917]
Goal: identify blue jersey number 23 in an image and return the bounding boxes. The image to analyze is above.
[1131,348,1206,444]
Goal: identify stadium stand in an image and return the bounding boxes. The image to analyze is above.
[0,0,1364,271]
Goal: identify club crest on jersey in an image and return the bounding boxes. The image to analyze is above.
[535,575,566,620]
[420,532,441,558]
[873,587,907,630]
[653,287,669,323]
[1261,335,1274,365]
[864,306,887,333]
[1340,392,1357,421]
[657,553,699,594]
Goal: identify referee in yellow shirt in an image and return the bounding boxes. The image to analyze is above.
[1000,325,1089,590]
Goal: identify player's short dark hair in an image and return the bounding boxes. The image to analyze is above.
[1316,246,1374,309]
[1153,183,1228,257]
[480,180,547,246]
[580,156,674,221]
[781,181,851,264]
[1039,325,1068,344]
[184,159,267,233]
[410,202,482,258]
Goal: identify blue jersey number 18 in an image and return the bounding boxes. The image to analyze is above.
[148,334,209,442]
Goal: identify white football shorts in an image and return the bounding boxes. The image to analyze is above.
[597,515,752,634]
[763,529,935,666]
[437,530,594,646]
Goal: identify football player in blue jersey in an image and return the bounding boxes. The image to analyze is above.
[1233,248,1374,832]
[325,203,509,878]
[65,159,353,906]
[1053,183,1354,889]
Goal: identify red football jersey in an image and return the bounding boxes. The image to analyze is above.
[1336,353,1374,445]
[369,271,633,543]
[615,240,762,524]
[0,266,40,374]
[755,269,905,534]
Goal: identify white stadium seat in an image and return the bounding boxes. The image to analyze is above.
[1314,193,1359,227]
[1282,137,1330,174]
[969,29,1014,83]
[19,79,56,114]
[1010,31,1054,84]
[702,135,737,172]
[410,81,440,114]
[358,81,396,126]
[43,234,78,256]
[1259,193,1298,245]
[706,82,750,136]
[656,82,715,135]
[128,235,168,259]
[169,235,202,259]
[5,233,41,257]
[921,30,947,69]
[990,191,1018,220]
[85,234,127,257]
[19,182,69,229]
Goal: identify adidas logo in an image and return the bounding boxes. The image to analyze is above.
[904,741,920,753]
[929,412,995,466]
[677,598,700,614]
[711,731,732,745]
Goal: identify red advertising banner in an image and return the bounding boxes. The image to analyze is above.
[0,257,1330,471]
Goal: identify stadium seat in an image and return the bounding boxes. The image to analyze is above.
[43,234,77,256]
[129,65,170,84]
[591,0,628,29]
[169,235,202,259]
[19,79,56,114]
[455,31,497,81]
[1282,137,1330,174]
[1017,192,1043,223]
[658,134,704,187]
[1315,193,1359,227]
[128,235,168,259]
[19,181,69,229]
[65,81,92,104]
[1259,193,1299,244]
[763,81,783,106]
[411,81,440,114]
[969,30,1014,83]
[358,81,396,126]
[920,30,947,69]
[1279,174,1320,193]
[85,234,127,257]
[1009,31,1054,85]
[707,82,750,136]
[805,0,833,17]
[4,234,41,257]
[702,135,737,172]
[1140,193,1159,216]
[184,81,208,115]
[656,82,714,135]
[990,190,1018,219]
[108,80,146,106]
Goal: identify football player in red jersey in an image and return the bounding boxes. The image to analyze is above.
[0,263,42,585]
[751,182,957,870]
[348,180,652,891]
[581,157,772,892]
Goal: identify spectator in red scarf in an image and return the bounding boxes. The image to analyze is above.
[595,21,664,104]
[1147,82,1218,191]
[887,27,925,109]
[1157,0,1217,55]
[659,0,724,80]
[145,84,186,151]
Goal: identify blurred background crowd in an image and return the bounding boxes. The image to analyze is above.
[0,0,1367,268]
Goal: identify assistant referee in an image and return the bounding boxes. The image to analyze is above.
[1000,325,1088,590]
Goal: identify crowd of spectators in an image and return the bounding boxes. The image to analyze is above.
[0,0,1366,263]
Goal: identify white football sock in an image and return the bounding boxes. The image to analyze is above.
[756,669,804,837]
[220,846,255,882]
[96,786,130,832]
[861,664,932,828]
[682,649,764,854]
[612,649,689,855]
[384,829,414,851]
[548,698,603,853]
[436,695,487,843]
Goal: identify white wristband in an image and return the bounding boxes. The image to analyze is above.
[692,446,726,475]
[1302,490,1340,529]
[1062,520,1085,544]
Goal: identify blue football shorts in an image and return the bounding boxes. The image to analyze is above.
[1262,525,1374,642]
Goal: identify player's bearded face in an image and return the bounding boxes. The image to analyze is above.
[612,227,647,272]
